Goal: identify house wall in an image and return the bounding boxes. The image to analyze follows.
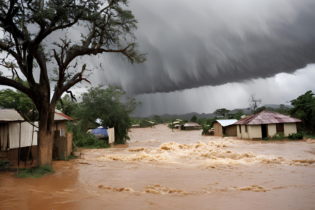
[284,123,297,136]
[185,126,201,130]
[267,124,277,137]
[54,121,67,135]
[225,125,237,136]
[53,130,72,160]
[0,146,37,164]
[248,125,262,139]
[213,122,223,137]
[237,125,261,140]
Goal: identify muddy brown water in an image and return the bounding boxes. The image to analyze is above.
[1,124,315,210]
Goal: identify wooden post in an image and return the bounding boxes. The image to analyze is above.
[18,122,21,168]
[25,124,34,166]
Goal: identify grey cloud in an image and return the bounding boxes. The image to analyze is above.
[94,0,315,95]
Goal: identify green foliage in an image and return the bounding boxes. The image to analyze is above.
[152,115,163,124]
[201,124,212,135]
[272,132,286,140]
[233,110,244,120]
[0,160,10,169]
[303,133,315,139]
[56,95,78,117]
[68,123,109,149]
[290,91,315,134]
[139,120,152,128]
[288,132,303,140]
[214,108,230,118]
[0,87,36,117]
[256,106,266,113]
[75,85,140,144]
[190,115,197,122]
[16,165,55,178]
[262,138,270,140]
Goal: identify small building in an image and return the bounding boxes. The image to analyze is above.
[183,122,201,130]
[234,110,302,140]
[212,119,238,137]
[54,109,74,137]
[0,109,74,166]
[0,109,37,166]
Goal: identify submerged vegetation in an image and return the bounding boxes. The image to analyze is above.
[68,123,110,149]
[16,165,55,179]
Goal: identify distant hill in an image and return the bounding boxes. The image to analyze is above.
[144,104,292,120]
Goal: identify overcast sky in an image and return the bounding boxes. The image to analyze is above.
[1,0,315,117]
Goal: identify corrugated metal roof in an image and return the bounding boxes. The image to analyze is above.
[234,110,301,125]
[184,122,201,127]
[214,119,238,127]
[0,109,24,121]
[55,112,74,121]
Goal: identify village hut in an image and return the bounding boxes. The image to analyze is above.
[212,119,238,137]
[183,122,201,130]
[234,110,302,140]
[0,109,74,166]
[0,109,37,166]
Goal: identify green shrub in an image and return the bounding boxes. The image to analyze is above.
[272,132,286,140]
[288,132,303,140]
[0,160,10,169]
[201,124,212,135]
[68,123,110,149]
[16,165,55,178]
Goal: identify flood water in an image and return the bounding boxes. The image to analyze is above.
[1,124,315,210]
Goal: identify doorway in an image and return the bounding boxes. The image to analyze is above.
[261,124,268,138]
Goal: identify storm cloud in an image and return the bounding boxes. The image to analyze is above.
[94,0,315,95]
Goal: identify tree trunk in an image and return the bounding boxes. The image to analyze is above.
[36,105,55,167]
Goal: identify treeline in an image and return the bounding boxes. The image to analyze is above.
[0,83,141,146]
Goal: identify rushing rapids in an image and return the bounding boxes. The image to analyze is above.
[0,124,315,210]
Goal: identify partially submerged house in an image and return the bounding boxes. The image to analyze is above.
[0,109,37,165]
[212,119,238,137]
[234,110,302,140]
[183,122,201,130]
[0,109,74,166]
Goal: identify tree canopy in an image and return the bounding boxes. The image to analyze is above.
[0,0,145,166]
[75,85,140,144]
[190,115,197,122]
[214,108,230,118]
[290,90,315,134]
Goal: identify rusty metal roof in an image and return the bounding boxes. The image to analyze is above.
[54,110,74,121]
[234,110,301,125]
[0,109,25,122]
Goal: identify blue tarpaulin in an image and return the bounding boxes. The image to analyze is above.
[91,127,108,138]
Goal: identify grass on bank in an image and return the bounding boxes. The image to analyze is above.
[16,165,55,178]
[303,133,315,139]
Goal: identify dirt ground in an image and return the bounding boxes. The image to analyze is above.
[1,124,315,210]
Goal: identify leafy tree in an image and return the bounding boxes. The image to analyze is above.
[152,115,163,124]
[0,0,145,166]
[276,104,290,115]
[248,94,262,114]
[0,88,35,116]
[233,110,244,120]
[214,108,230,118]
[190,115,197,122]
[75,85,140,144]
[256,106,267,113]
[290,91,315,134]
[56,94,78,117]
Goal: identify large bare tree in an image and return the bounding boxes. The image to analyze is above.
[0,0,145,166]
